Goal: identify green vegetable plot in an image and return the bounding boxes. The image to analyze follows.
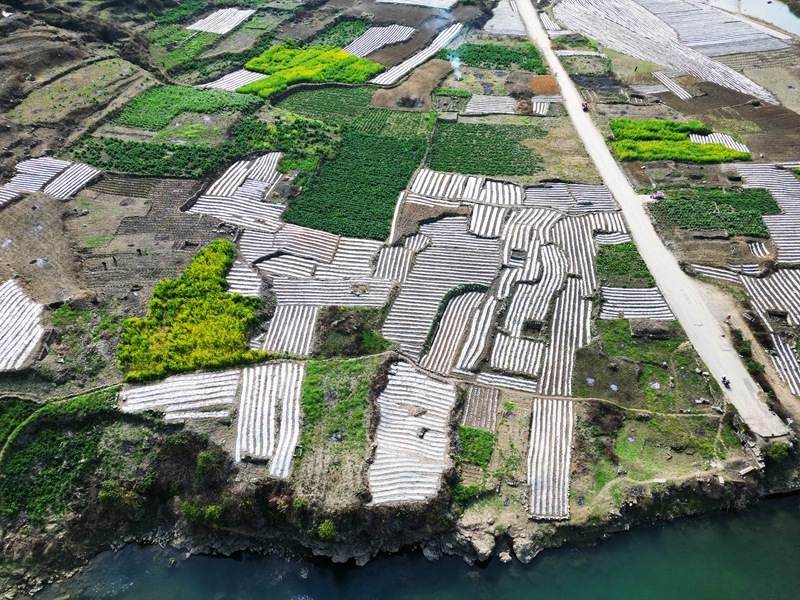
[284,131,426,240]
[429,122,546,176]
[609,119,750,163]
[116,86,261,131]
[650,187,780,237]
[238,42,383,99]
[441,42,547,74]
[307,18,370,48]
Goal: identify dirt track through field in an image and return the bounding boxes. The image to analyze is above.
[516,0,790,440]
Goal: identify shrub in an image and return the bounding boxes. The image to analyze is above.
[746,360,766,376]
[155,0,206,24]
[318,519,338,540]
[238,43,383,100]
[763,441,791,464]
[182,501,224,527]
[98,480,144,512]
[117,240,270,382]
[458,425,495,468]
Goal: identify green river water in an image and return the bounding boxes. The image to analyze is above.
[40,494,800,599]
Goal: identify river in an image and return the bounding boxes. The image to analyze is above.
[39,494,800,599]
[709,0,800,36]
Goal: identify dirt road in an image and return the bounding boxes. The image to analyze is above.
[516,1,790,440]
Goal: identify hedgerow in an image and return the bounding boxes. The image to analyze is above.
[284,131,426,239]
[596,241,655,287]
[117,240,270,382]
[238,41,383,99]
[609,119,750,163]
[116,86,261,131]
[649,187,780,237]
[441,42,546,74]
[428,122,546,176]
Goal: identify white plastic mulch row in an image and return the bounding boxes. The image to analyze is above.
[688,133,749,153]
[475,371,538,394]
[599,287,675,320]
[42,163,101,199]
[258,305,319,356]
[749,242,770,258]
[343,25,416,58]
[272,277,394,307]
[371,23,463,86]
[553,0,778,104]
[595,232,631,244]
[454,296,498,373]
[410,168,483,201]
[527,397,574,519]
[691,264,741,284]
[652,70,692,100]
[315,238,384,279]
[187,8,255,35]
[382,217,500,360]
[119,369,241,418]
[634,0,788,57]
[469,204,509,238]
[0,187,20,209]
[530,102,550,116]
[463,94,517,115]
[490,333,545,377]
[419,291,484,375]
[524,183,619,213]
[460,385,500,431]
[375,0,457,9]
[555,50,607,58]
[737,164,800,264]
[769,334,800,397]
[234,361,304,478]
[3,157,96,200]
[537,278,593,397]
[368,361,457,505]
[483,0,527,37]
[0,280,45,372]
[374,246,415,283]
[189,153,283,232]
[741,270,800,333]
[225,260,262,297]
[539,12,563,32]
[504,245,567,336]
[198,69,268,92]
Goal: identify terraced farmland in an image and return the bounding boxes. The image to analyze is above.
[368,361,457,505]
[527,398,574,519]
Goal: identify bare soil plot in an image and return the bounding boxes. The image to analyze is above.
[0,193,85,305]
[371,59,452,111]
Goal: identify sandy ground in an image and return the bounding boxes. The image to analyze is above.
[516,0,790,440]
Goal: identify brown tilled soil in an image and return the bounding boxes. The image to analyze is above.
[530,74,559,95]
[371,59,452,111]
[0,193,86,306]
[392,201,469,244]
[76,176,231,315]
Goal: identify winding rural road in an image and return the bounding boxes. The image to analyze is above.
[516,1,790,440]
